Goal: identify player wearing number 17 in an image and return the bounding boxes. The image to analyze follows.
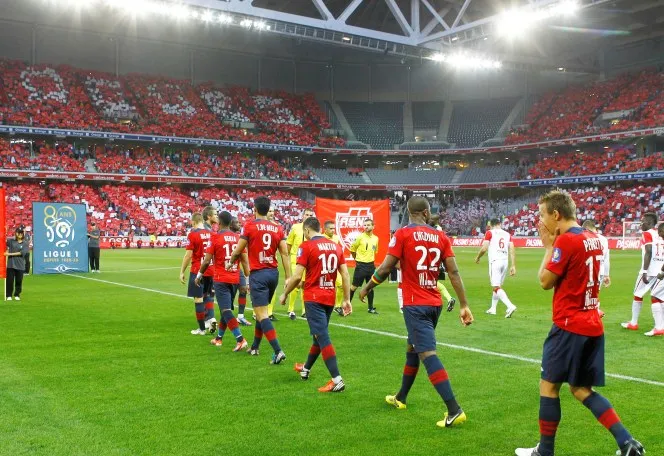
[280,217,352,392]
[227,196,291,364]
[515,190,644,456]
[359,196,474,428]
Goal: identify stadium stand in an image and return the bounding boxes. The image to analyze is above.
[456,164,518,183]
[412,101,444,132]
[365,168,456,185]
[312,168,366,183]
[0,139,86,171]
[81,70,140,122]
[447,98,517,148]
[338,102,404,149]
[505,68,664,144]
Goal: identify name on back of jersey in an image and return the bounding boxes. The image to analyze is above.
[582,237,603,252]
[257,224,279,233]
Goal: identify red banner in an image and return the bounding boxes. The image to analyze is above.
[450,237,639,250]
[0,186,5,279]
[314,197,391,267]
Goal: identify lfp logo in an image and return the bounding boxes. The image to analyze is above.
[336,207,373,252]
[43,205,77,247]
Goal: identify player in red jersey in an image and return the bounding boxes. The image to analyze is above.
[197,211,249,351]
[201,206,219,331]
[515,190,643,456]
[279,217,352,393]
[359,196,473,428]
[230,217,251,326]
[227,196,291,364]
[179,213,215,336]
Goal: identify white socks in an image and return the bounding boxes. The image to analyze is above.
[496,289,514,308]
[652,304,664,330]
[489,292,499,312]
[631,300,643,325]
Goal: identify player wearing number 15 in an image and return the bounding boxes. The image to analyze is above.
[280,217,352,393]
[359,196,474,428]
[227,196,291,364]
[515,190,643,456]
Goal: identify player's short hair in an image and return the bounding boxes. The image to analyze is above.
[202,206,215,221]
[364,218,374,226]
[581,220,597,230]
[643,212,658,226]
[407,196,430,215]
[430,214,440,227]
[254,196,271,216]
[538,190,576,220]
[303,217,321,232]
[658,223,664,235]
[324,220,334,228]
[489,218,501,227]
[218,211,232,227]
[191,212,203,224]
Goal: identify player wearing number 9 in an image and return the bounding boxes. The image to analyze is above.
[359,196,473,428]
[515,190,644,456]
[280,217,352,393]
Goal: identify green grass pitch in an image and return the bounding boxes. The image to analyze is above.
[0,247,661,456]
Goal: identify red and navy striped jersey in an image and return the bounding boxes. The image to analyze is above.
[297,236,346,306]
[206,230,241,284]
[187,228,214,276]
[240,219,285,271]
[388,224,454,306]
[545,227,603,337]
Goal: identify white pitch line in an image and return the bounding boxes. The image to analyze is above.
[94,267,181,273]
[64,273,664,388]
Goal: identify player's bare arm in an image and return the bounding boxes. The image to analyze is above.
[195,252,213,286]
[280,264,306,305]
[475,241,489,263]
[443,257,474,326]
[338,263,352,316]
[641,244,652,284]
[509,242,517,275]
[359,254,398,301]
[240,252,250,278]
[227,238,248,270]
[179,250,193,284]
[278,239,292,280]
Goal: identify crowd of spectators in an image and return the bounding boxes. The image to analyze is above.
[506,68,664,144]
[0,139,86,171]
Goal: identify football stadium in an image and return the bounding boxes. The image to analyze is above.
[1,0,663,455]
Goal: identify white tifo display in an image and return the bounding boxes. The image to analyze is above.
[622,221,642,250]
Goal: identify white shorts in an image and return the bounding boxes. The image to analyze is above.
[649,277,664,301]
[489,260,508,287]
[633,274,656,299]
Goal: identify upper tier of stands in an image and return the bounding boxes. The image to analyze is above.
[338,102,404,149]
[312,168,366,184]
[457,164,517,183]
[365,168,456,185]
[412,102,444,132]
[0,59,340,148]
[506,68,664,144]
[447,98,517,148]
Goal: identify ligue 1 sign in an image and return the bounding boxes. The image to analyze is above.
[32,202,89,274]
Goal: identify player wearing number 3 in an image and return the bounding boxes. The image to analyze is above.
[280,217,352,392]
[475,218,517,318]
[360,196,473,428]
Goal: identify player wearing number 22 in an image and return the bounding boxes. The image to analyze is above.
[280,217,352,393]
[197,211,250,352]
[227,196,291,364]
[360,196,474,428]
[515,190,644,456]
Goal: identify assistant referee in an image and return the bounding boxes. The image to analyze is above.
[349,219,380,314]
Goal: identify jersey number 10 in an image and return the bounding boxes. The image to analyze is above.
[318,253,339,274]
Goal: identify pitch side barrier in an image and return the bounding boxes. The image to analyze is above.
[1,168,662,192]
[0,124,663,156]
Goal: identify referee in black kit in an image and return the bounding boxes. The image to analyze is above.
[88,222,101,273]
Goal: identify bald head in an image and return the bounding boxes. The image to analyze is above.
[408,196,430,214]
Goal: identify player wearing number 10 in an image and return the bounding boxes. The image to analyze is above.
[515,190,644,456]
[360,196,474,428]
[280,217,352,393]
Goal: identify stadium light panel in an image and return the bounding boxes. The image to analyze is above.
[201,10,214,22]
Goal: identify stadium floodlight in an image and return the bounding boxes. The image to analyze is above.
[429,52,501,70]
[240,19,253,28]
[495,1,579,39]
[217,14,232,24]
[201,10,214,22]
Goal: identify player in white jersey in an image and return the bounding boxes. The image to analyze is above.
[644,223,664,336]
[582,220,611,318]
[622,212,659,331]
[475,218,517,318]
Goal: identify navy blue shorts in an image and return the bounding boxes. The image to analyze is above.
[249,268,279,307]
[187,274,213,298]
[239,271,247,288]
[305,301,334,335]
[214,282,237,312]
[403,305,443,353]
[541,325,605,387]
